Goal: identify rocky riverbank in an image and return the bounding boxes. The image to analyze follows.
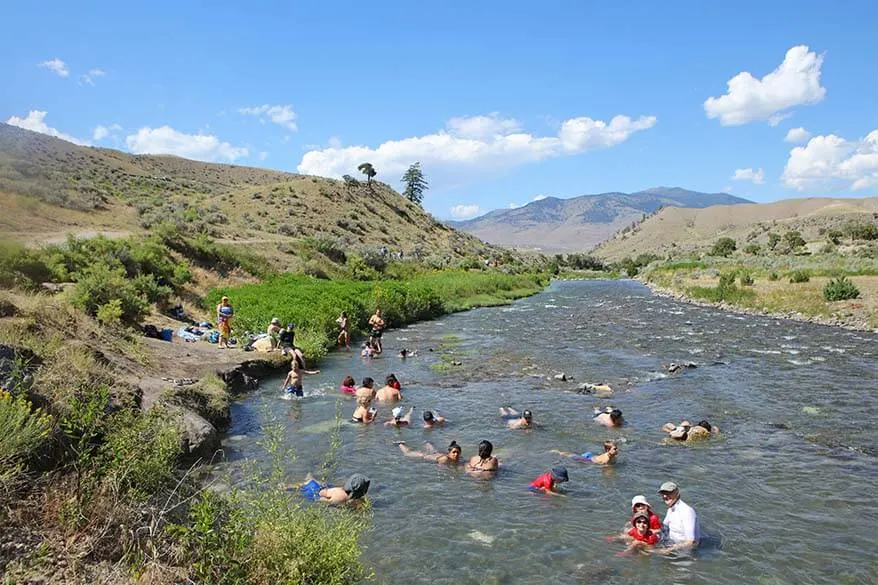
[643,280,877,333]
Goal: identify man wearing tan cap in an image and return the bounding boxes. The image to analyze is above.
[657,481,700,552]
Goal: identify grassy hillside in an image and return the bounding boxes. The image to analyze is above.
[0,123,502,271]
[593,197,878,262]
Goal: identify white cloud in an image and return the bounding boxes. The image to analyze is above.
[238,104,297,131]
[6,110,86,145]
[297,113,656,185]
[783,130,878,191]
[532,194,547,201]
[732,167,765,184]
[447,113,521,139]
[704,45,826,126]
[258,151,269,161]
[785,127,811,144]
[81,68,106,85]
[38,58,69,77]
[92,123,122,141]
[449,204,483,220]
[125,126,248,162]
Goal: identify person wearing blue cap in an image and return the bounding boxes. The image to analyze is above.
[528,466,569,496]
[552,441,618,465]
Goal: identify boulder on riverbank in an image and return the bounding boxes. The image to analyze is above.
[180,408,221,462]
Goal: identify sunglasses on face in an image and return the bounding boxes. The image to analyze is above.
[635,519,648,525]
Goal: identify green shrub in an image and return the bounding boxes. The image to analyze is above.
[767,232,781,251]
[0,240,53,289]
[0,391,54,491]
[823,276,860,301]
[739,271,754,286]
[69,264,150,324]
[826,228,843,245]
[784,230,806,251]
[688,271,755,304]
[744,243,761,255]
[710,237,737,257]
[843,222,878,241]
[768,271,780,281]
[789,269,811,283]
[96,298,124,325]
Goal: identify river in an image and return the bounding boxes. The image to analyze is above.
[220,280,878,585]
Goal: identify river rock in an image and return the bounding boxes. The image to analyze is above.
[577,382,613,397]
[180,409,221,461]
[221,367,259,395]
[666,361,697,374]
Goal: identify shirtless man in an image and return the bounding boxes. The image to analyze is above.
[398,440,462,465]
[663,420,719,442]
[368,308,385,354]
[500,407,533,429]
[299,473,371,507]
[594,406,624,428]
[280,351,320,397]
[422,410,446,428]
[375,374,403,402]
[552,441,618,465]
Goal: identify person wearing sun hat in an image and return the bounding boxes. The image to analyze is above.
[630,494,662,531]
[657,481,700,551]
[528,466,569,496]
[384,405,413,427]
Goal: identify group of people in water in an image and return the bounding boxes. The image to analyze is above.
[228,299,712,554]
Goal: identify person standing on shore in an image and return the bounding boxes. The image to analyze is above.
[368,308,385,354]
[657,481,700,553]
[216,296,233,349]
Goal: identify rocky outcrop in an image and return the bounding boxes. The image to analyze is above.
[180,409,221,462]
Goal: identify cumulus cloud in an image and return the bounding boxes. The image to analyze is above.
[297,113,656,185]
[81,68,105,85]
[732,167,765,184]
[704,45,826,126]
[125,126,248,162]
[6,110,86,145]
[238,104,297,131]
[785,127,811,144]
[450,204,483,220]
[783,130,878,191]
[92,123,122,141]
[38,58,69,77]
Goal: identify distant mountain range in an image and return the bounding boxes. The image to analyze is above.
[448,187,752,252]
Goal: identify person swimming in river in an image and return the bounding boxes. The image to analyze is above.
[528,466,569,497]
[397,440,462,465]
[500,407,533,429]
[398,348,418,358]
[385,405,413,427]
[552,441,618,465]
[296,473,371,507]
[467,440,500,475]
[361,342,375,358]
[376,375,404,402]
[335,311,350,350]
[368,308,385,354]
[280,351,320,397]
[422,410,446,428]
[351,377,377,423]
[662,420,720,442]
[594,406,624,427]
[339,375,357,395]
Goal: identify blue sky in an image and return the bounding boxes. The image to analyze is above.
[3,1,878,219]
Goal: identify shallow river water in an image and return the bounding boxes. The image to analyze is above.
[220,280,877,585]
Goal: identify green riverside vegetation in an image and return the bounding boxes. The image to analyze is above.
[208,271,549,359]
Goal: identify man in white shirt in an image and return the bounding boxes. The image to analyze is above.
[658,481,700,552]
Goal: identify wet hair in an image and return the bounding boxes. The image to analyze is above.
[522,410,533,421]
[342,375,355,387]
[609,409,623,422]
[361,377,374,388]
[447,440,461,454]
[697,420,712,432]
[341,311,348,318]
[478,440,493,459]
[603,441,615,452]
[386,373,399,386]
[423,410,434,422]
[399,348,408,356]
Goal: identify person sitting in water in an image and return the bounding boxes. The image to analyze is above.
[278,323,295,355]
[630,495,662,531]
[594,406,624,428]
[339,375,357,395]
[662,420,720,442]
[528,466,569,497]
[361,342,375,358]
[398,348,418,358]
[385,406,414,427]
[657,481,700,552]
[467,440,499,474]
[351,378,378,423]
[500,407,533,429]
[397,440,462,465]
[422,410,446,428]
[376,374,403,402]
[625,512,660,549]
[298,473,371,507]
[552,441,618,465]
[280,352,320,397]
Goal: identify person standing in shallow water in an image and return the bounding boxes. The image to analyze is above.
[368,308,385,354]
[657,481,700,553]
[336,311,350,350]
[216,296,233,349]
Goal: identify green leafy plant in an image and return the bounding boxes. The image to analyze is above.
[823,276,860,301]
[710,237,737,257]
[789,269,811,283]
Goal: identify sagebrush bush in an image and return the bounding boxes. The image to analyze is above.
[823,276,860,301]
[0,391,54,492]
[768,271,780,281]
[789,269,811,283]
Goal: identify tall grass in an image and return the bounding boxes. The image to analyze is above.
[207,271,547,359]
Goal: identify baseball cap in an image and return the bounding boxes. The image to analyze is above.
[523,409,533,420]
[343,474,371,499]
[632,512,651,525]
[271,317,280,325]
[658,481,679,493]
[631,495,650,509]
[551,466,569,483]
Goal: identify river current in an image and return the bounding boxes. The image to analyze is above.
[220,280,877,585]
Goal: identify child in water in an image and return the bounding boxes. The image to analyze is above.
[528,466,569,497]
